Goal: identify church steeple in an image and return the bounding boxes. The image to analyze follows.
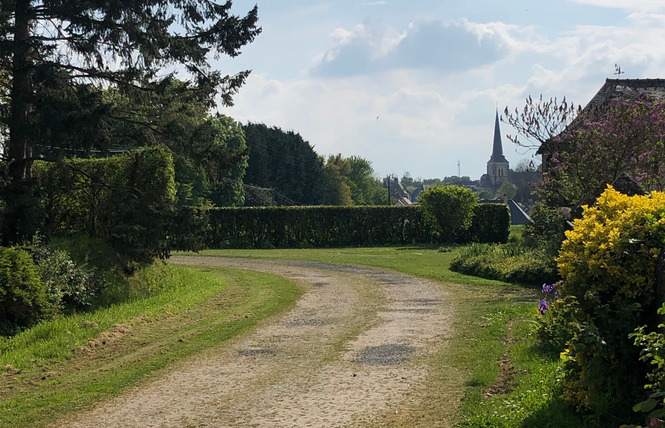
[490,109,507,162]
[486,109,510,186]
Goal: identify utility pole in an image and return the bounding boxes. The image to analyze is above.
[458,161,461,177]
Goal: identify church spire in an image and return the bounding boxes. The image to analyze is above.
[490,109,507,162]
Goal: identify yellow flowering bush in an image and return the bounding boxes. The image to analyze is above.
[545,186,665,422]
[557,186,665,303]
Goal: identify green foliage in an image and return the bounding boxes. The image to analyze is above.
[468,204,510,244]
[34,147,176,270]
[27,238,102,312]
[524,203,568,258]
[450,243,557,285]
[243,123,324,205]
[206,206,438,248]
[0,247,53,334]
[540,187,665,423]
[496,180,518,200]
[0,178,43,245]
[346,156,385,205]
[418,185,478,242]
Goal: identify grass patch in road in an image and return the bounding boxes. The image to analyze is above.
[0,263,301,428]
[178,247,583,427]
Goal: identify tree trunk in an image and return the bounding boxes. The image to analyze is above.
[8,0,33,181]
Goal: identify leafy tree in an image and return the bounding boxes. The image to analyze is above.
[542,98,665,205]
[0,0,261,242]
[442,176,474,186]
[503,95,580,150]
[417,185,478,242]
[401,172,420,189]
[243,123,324,205]
[320,154,353,206]
[346,156,384,205]
[495,180,517,200]
[92,81,248,207]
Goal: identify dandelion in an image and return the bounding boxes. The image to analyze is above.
[538,299,549,315]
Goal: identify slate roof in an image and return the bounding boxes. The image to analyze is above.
[538,78,665,157]
[479,199,533,225]
[585,78,665,110]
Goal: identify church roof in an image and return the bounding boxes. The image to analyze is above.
[490,110,507,162]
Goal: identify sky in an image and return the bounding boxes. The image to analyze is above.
[213,0,665,181]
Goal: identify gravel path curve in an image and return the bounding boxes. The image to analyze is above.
[61,257,455,428]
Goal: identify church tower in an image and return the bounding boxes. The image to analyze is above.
[487,110,509,186]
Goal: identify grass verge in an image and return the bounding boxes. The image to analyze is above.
[0,263,301,428]
[178,247,583,427]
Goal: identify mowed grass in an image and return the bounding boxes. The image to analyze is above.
[0,263,301,428]
[179,247,583,427]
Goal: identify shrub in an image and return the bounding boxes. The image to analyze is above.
[28,239,101,312]
[450,243,557,285]
[0,247,53,334]
[524,203,568,257]
[418,185,478,243]
[541,186,665,423]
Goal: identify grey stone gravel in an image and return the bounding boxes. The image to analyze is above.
[354,344,416,366]
[289,318,325,327]
[237,348,276,357]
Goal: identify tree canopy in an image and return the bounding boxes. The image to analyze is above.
[1,0,259,180]
[541,98,665,205]
[0,0,260,242]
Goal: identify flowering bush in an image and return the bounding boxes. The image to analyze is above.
[540,186,665,423]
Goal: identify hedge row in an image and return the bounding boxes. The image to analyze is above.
[203,203,510,249]
[34,146,176,267]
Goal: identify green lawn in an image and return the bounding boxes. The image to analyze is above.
[0,263,301,428]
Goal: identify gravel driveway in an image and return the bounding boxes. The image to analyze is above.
[62,257,455,428]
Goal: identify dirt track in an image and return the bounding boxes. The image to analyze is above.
[61,257,455,428]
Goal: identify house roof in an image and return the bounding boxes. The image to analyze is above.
[537,78,665,155]
[585,78,665,111]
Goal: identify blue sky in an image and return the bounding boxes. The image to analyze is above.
[215,0,665,181]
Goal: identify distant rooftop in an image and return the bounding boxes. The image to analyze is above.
[585,78,665,110]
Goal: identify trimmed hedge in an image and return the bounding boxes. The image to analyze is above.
[203,203,511,249]
[468,203,510,244]
[34,147,176,268]
[206,205,435,248]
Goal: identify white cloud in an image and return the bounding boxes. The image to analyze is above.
[310,19,508,77]
[568,0,665,12]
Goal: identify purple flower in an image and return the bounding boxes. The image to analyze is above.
[542,283,556,295]
[539,299,549,315]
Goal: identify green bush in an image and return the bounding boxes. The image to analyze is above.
[468,204,510,243]
[28,240,101,312]
[524,203,567,257]
[0,247,53,334]
[418,185,478,243]
[450,243,557,285]
[540,187,665,424]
